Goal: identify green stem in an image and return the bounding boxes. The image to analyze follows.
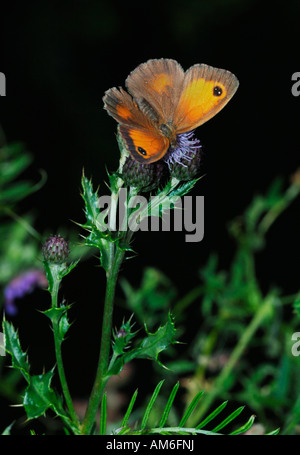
[189,296,273,426]
[51,275,79,428]
[258,183,300,236]
[81,244,125,434]
[4,207,42,241]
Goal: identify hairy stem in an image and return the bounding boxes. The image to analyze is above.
[81,244,125,434]
[51,275,79,428]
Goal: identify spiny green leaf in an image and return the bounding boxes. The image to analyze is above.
[23,369,71,425]
[108,314,177,377]
[59,260,80,279]
[112,315,137,357]
[43,261,54,292]
[136,313,177,367]
[43,305,71,343]
[169,177,200,198]
[23,370,55,419]
[1,422,15,435]
[2,319,30,381]
[81,174,100,225]
[108,172,121,194]
[80,174,115,270]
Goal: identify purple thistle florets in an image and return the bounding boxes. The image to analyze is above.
[4,269,48,316]
[163,130,202,168]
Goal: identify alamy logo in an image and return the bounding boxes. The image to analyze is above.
[0,73,6,96]
[291,332,300,356]
[0,331,5,356]
[97,189,204,243]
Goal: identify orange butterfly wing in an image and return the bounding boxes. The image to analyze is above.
[174,64,239,133]
[103,86,169,163]
[125,59,184,122]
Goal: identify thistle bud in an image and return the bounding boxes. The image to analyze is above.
[42,235,70,264]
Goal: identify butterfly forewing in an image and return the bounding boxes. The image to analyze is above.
[174,64,239,133]
[125,59,185,123]
[103,87,152,128]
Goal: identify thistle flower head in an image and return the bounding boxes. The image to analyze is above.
[167,131,202,180]
[42,235,70,264]
[164,130,202,168]
[122,131,202,186]
[122,156,167,190]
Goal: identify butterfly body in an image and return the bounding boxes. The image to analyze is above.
[103,59,239,164]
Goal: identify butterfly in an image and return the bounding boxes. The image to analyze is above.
[103,58,239,164]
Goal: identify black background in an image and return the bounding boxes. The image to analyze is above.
[1,0,300,432]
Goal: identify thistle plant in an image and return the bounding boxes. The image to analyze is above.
[1,60,280,436]
[1,127,279,436]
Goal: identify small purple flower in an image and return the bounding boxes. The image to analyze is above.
[4,269,48,316]
[163,130,202,168]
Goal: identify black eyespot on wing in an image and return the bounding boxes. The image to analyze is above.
[119,125,152,163]
[138,146,147,156]
[213,86,223,97]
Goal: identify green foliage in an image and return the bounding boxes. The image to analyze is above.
[120,174,300,434]
[2,130,300,435]
[1,422,14,435]
[80,173,132,271]
[99,393,107,436]
[43,305,71,343]
[0,142,45,211]
[23,370,64,420]
[3,318,30,381]
[111,381,278,435]
[0,143,46,292]
[108,313,177,376]
[80,169,201,273]
[2,319,77,432]
[120,268,176,329]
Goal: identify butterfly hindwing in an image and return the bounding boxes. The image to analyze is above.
[103,87,169,163]
[119,125,169,163]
